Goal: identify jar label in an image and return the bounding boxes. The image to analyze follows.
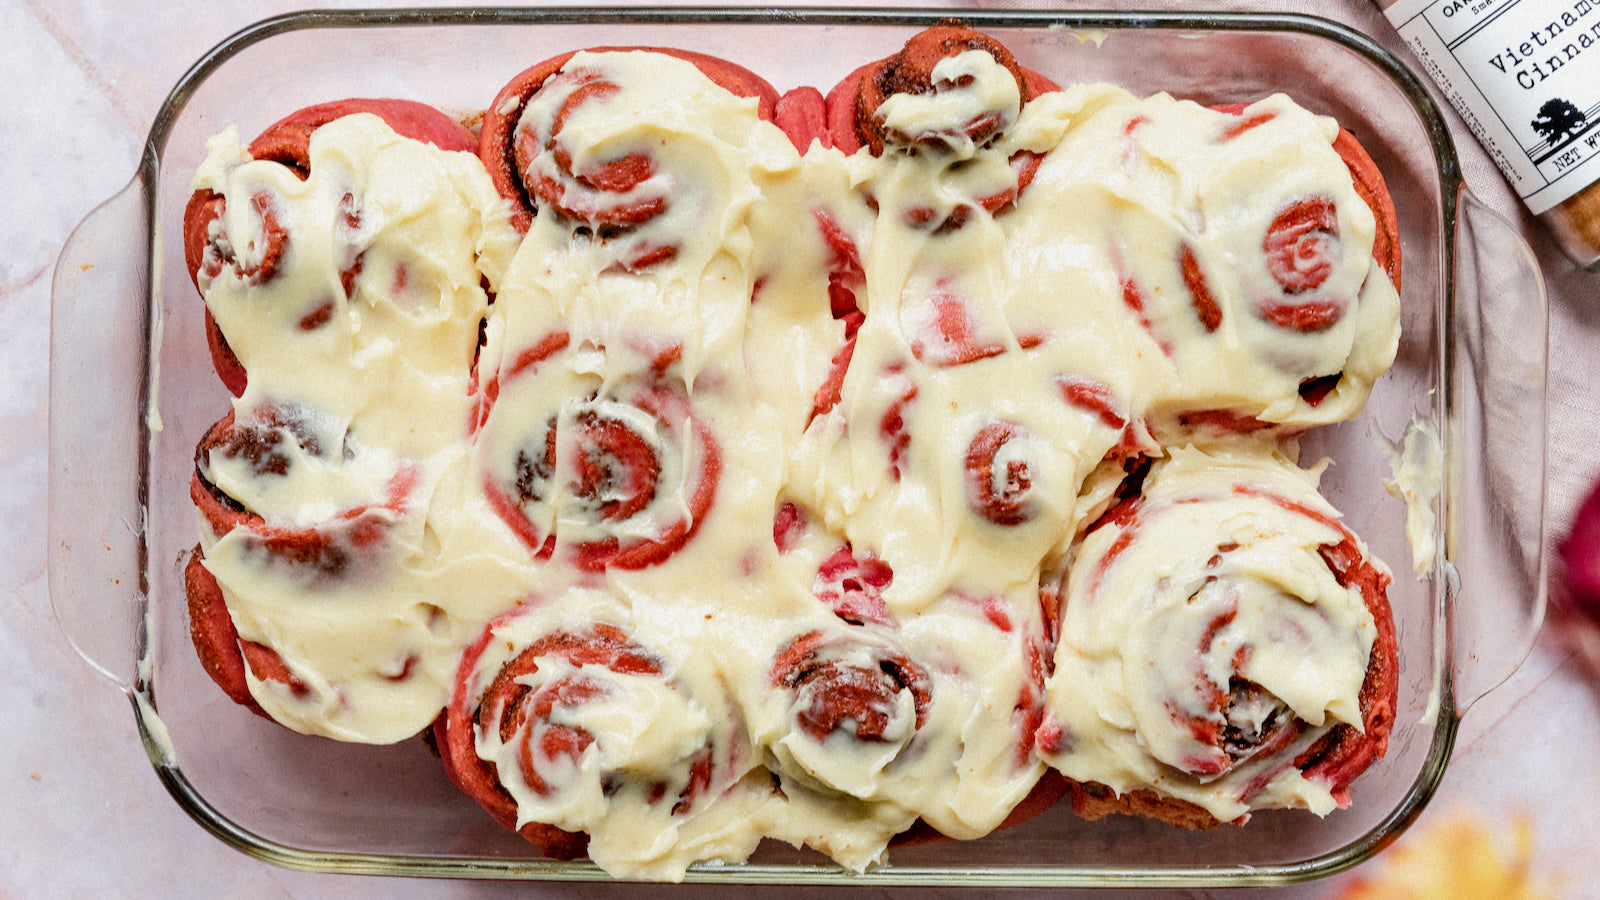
[1386,0,1600,214]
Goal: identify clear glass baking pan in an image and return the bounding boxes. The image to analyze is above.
[48,7,1549,887]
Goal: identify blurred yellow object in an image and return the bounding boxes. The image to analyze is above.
[1333,809,1557,900]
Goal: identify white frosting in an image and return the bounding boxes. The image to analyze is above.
[465,593,782,881]
[875,50,1023,156]
[191,46,1399,878]
[1378,416,1444,577]
[1041,446,1383,822]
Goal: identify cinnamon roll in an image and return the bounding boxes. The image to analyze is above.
[1038,446,1398,827]
[822,25,1060,233]
[473,336,722,571]
[435,593,779,879]
[186,404,457,743]
[184,99,493,396]
[1064,93,1403,440]
[479,48,780,236]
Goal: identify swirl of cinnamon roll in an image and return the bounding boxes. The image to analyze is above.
[480,47,779,250]
[753,625,936,820]
[964,420,1043,526]
[475,332,721,571]
[1089,94,1401,440]
[827,24,1058,157]
[184,99,487,396]
[1210,101,1402,293]
[190,406,417,580]
[821,25,1058,233]
[1037,445,1397,827]
[743,556,1059,848]
[435,595,769,878]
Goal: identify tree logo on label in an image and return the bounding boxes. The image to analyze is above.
[1532,98,1586,147]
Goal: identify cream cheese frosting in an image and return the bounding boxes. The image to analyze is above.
[189,42,1401,879]
[1038,445,1383,822]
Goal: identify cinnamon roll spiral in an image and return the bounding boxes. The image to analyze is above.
[436,595,769,878]
[184,99,484,396]
[1039,446,1398,826]
[475,332,721,571]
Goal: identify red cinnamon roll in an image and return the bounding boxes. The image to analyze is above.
[1089,93,1402,440]
[749,583,1060,849]
[1038,446,1398,827]
[1211,101,1402,291]
[184,99,481,396]
[184,403,498,743]
[475,333,721,571]
[480,47,780,236]
[819,24,1058,234]
[436,595,771,878]
[825,24,1060,156]
[763,626,933,801]
[190,407,417,580]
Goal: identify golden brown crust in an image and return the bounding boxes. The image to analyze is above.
[1063,779,1231,830]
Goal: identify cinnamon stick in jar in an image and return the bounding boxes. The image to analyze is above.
[1377,0,1600,270]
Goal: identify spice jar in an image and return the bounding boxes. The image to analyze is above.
[1377,0,1600,270]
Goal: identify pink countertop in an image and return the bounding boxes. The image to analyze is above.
[7,1,1599,897]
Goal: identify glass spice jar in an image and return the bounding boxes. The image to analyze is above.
[1377,0,1600,270]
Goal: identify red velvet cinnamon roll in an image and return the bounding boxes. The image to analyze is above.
[749,600,1068,856]
[1038,446,1398,827]
[1211,101,1402,292]
[760,625,933,804]
[743,553,1057,848]
[190,407,417,579]
[1155,101,1403,438]
[480,47,780,237]
[821,25,1060,232]
[436,594,776,879]
[473,332,721,571]
[825,24,1060,156]
[184,99,486,396]
[1084,93,1402,440]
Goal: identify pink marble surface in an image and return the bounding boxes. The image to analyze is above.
[7,0,1600,897]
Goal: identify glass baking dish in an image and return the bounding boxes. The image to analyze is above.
[48,7,1550,887]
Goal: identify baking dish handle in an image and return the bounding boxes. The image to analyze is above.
[1448,187,1549,716]
[48,174,154,694]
